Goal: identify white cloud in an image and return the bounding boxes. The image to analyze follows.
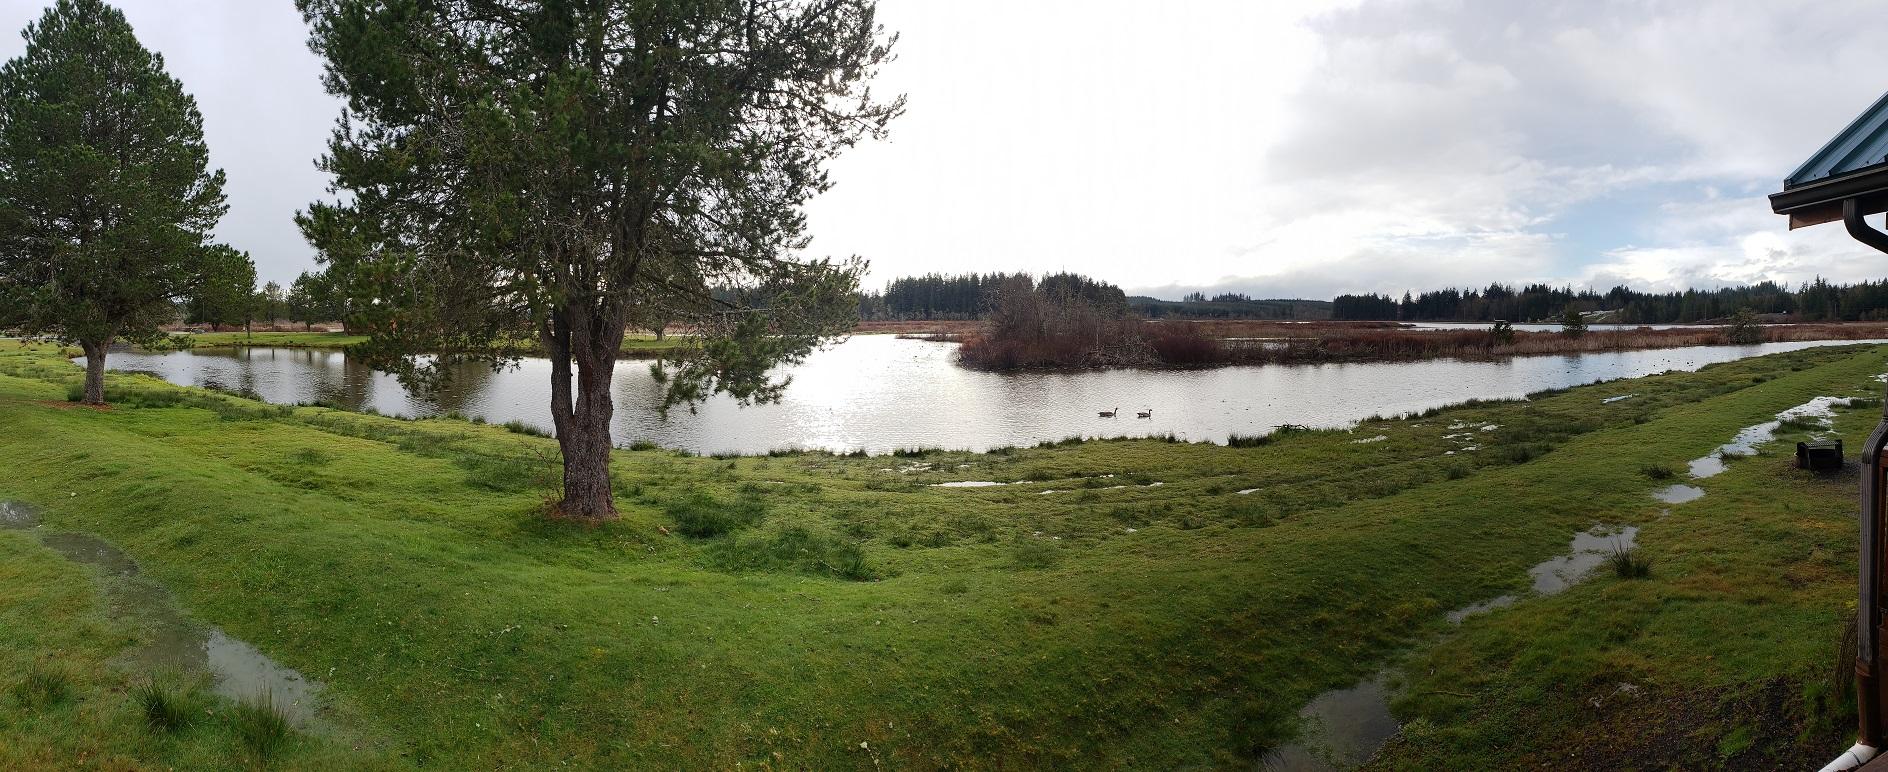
[5,0,1886,298]
[1119,0,1888,300]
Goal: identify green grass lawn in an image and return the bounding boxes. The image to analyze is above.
[178,330,689,356]
[0,341,1880,768]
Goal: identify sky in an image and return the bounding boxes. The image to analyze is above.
[5,0,1888,300]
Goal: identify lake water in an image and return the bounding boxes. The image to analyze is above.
[92,335,1886,455]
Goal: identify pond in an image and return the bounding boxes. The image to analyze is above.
[91,335,1886,456]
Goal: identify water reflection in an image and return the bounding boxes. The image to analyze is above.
[91,336,1887,456]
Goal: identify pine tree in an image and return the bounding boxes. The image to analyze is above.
[296,0,901,520]
[0,0,250,404]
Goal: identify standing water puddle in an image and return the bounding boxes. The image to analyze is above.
[1653,396,1852,504]
[1286,395,1862,766]
[1271,524,1641,769]
[1686,396,1852,480]
[0,501,323,728]
[1653,484,1705,504]
[1262,674,1397,770]
[1444,525,1640,624]
[1527,526,1640,595]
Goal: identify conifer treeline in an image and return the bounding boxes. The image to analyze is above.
[861,272,1125,319]
[1333,279,1888,323]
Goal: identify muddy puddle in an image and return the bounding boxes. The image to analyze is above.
[0,501,324,728]
[1262,674,1397,771]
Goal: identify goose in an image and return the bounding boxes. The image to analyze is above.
[1136,409,1152,419]
[1098,406,1118,418]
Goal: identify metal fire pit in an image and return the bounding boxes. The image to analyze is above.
[1798,439,1845,471]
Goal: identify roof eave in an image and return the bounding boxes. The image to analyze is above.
[1769,162,1888,229]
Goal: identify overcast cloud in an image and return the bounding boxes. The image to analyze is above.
[4,0,1886,299]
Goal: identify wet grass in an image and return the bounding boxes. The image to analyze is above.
[0,341,1883,767]
[1381,356,1888,768]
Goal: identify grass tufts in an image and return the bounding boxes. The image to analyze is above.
[230,690,292,760]
[710,525,875,580]
[11,666,69,710]
[666,493,766,538]
[133,678,196,733]
[1608,544,1652,579]
[501,420,549,438]
[1011,538,1060,569]
[1640,463,1680,480]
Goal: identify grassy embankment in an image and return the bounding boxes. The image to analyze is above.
[0,341,1882,767]
[176,331,689,357]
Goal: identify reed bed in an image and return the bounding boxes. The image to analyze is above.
[958,320,1888,370]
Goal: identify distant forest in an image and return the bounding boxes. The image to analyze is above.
[859,273,1330,320]
[1332,279,1888,323]
[862,273,1888,325]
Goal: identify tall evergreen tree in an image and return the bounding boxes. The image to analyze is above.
[0,0,248,404]
[296,0,902,520]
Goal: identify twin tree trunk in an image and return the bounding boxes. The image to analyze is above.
[545,310,626,521]
[79,339,108,405]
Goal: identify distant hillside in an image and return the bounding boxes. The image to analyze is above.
[1129,295,1332,320]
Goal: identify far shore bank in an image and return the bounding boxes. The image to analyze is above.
[124,320,1888,371]
[154,330,689,358]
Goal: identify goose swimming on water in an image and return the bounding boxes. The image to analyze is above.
[1098,406,1118,418]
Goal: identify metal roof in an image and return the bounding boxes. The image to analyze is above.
[1786,90,1888,189]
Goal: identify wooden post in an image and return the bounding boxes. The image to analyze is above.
[1860,392,1888,747]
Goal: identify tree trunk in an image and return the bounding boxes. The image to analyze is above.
[79,339,107,404]
[544,312,621,521]
[557,394,615,520]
